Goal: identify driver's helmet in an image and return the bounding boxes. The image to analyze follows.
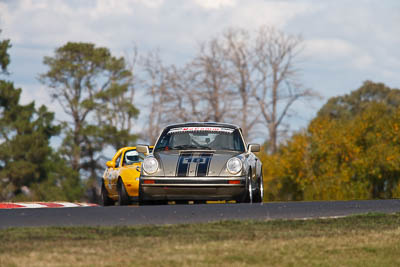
[125,150,139,164]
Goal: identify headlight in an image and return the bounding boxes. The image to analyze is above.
[142,157,159,174]
[226,157,242,174]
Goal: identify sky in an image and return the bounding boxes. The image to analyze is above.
[1,0,400,143]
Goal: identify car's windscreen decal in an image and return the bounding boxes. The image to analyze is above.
[168,127,234,134]
[176,153,213,177]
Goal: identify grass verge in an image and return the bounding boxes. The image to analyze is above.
[1,213,400,266]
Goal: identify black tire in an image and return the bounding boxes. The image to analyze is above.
[100,183,115,206]
[117,179,131,206]
[253,173,264,203]
[138,183,150,206]
[237,171,253,204]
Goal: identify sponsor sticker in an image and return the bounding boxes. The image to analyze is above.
[168,127,234,134]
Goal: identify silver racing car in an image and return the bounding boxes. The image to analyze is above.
[137,122,263,204]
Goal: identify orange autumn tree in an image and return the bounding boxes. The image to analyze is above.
[260,81,400,201]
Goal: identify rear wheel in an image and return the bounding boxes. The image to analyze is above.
[100,183,115,206]
[117,179,131,206]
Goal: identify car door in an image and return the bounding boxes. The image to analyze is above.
[108,152,122,195]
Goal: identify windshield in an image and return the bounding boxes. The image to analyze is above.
[154,127,245,152]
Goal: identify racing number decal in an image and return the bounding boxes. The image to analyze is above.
[176,153,213,177]
[196,153,213,177]
[177,153,193,176]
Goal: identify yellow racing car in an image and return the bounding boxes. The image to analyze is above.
[101,146,153,206]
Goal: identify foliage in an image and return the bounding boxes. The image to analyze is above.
[261,81,400,201]
[0,81,83,201]
[40,42,139,201]
[0,30,11,74]
[0,34,84,201]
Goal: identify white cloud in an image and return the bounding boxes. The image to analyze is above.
[193,0,236,10]
[2,0,400,134]
[304,38,374,70]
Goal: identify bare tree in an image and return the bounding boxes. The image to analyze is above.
[140,26,314,151]
[252,26,314,153]
[220,28,261,140]
[190,38,236,122]
[141,50,171,144]
[141,43,236,143]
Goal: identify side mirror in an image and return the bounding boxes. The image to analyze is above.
[106,161,115,168]
[248,144,260,153]
[136,145,150,155]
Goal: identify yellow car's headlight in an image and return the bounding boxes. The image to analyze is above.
[226,157,242,174]
[142,157,159,174]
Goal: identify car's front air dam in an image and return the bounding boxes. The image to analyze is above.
[140,176,246,201]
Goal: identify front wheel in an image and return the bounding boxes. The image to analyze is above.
[117,179,131,206]
[100,183,115,206]
[253,173,264,203]
[237,172,253,203]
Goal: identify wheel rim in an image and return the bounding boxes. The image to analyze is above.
[248,174,253,203]
[259,176,264,202]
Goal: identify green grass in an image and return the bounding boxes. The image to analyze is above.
[1,213,400,266]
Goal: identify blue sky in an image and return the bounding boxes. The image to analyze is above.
[1,0,400,142]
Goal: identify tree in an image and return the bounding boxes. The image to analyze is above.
[252,26,315,153]
[0,33,81,200]
[312,81,400,199]
[141,26,314,146]
[190,38,236,122]
[261,81,400,201]
[0,30,11,74]
[221,28,260,140]
[40,42,139,200]
[317,81,400,119]
[141,51,177,144]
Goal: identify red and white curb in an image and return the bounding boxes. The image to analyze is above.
[0,202,99,209]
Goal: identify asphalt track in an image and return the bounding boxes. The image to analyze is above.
[1,199,400,229]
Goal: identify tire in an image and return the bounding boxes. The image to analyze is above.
[117,179,131,206]
[100,183,115,206]
[237,171,253,204]
[138,183,150,206]
[253,173,264,203]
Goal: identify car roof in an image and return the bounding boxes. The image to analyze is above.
[120,146,154,150]
[164,122,241,130]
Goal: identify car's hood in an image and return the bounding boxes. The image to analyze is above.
[153,150,242,177]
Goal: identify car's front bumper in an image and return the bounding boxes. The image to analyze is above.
[140,176,246,201]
